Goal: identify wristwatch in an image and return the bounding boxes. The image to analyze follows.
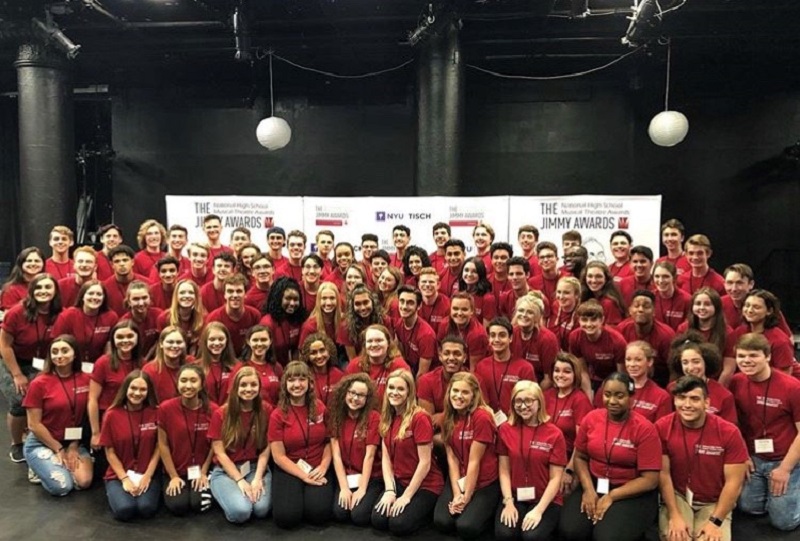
[708,516,723,527]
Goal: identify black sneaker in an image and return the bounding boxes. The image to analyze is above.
[9,444,25,463]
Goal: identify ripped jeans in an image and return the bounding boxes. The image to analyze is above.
[23,434,91,497]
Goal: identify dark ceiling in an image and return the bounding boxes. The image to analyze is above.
[0,0,799,92]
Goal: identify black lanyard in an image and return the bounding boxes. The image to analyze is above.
[80,312,101,362]
[603,413,630,476]
[57,373,79,426]
[678,416,707,489]
[33,314,47,359]
[344,419,360,473]
[181,404,202,464]
[453,414,472,476]
[389,417,400,460]
[747,374,773,437]
[126,408,144,466]
[492,359,512,407]
[519,423,538,484]
[552,391,571,426]
[689,273,708,295]
[290,405,311,459]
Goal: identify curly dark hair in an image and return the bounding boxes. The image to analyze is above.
[402,245,431,279]
[264,276,307,325]
[327,373,377,439]
[344,284,384,348]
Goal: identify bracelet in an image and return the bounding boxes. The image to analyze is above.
[384,489,396,494]
[120,476,129,481]
[236,477,245,483]
[503,496,514,504]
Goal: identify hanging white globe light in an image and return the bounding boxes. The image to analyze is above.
[649,39,689,147]
[256,52,292,151]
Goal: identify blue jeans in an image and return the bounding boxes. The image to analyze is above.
[105,473,162,521]
[0,361,38,417]
[738,456,800,531]
[23,434,90,497]
[209,464,272,524]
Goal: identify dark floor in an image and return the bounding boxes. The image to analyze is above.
[0,401,791,540]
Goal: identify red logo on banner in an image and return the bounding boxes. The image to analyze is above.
[618,217,629,229]
[264,216,274,228]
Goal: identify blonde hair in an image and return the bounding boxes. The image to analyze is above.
[512,293,544,328]
[557,276,581,297]
[507,380,550,426]
[309,282,341,337]
[167,279,206,346]
[153,326,188,374]
[221,367,267,450]
[136,219,167,250]
[441,372,492,443]
[50,225,74,241]
[378,369,426,440]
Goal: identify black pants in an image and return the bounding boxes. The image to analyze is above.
[332,477,383,527]
[371,478,439,536]
[494,500,561,541]
[163,475,212,516]
[271,466,334,529]
[433,480,500,539]
[559,484,658,541]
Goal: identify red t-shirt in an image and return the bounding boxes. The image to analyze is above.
[469,292,497,322]
[334,410,382,479]
[46,258,74,280]
[438,269,460,298]
[609,261,633,284]
[96,252,113,281]
[666,379,737,424]
[547,301,577,351]
[133,250,166,277]
[615,319,676,384]
[22,372,91,441]
[488,274,511,305]
[595,296,625,327]
[274,260,303,283]
[721,295,743,330]
[419,294,451,329]
[232,360,283,406]
[592,379,672,424]
[1,303,55,361]
[90,354,140,411]
[1,282,28,310]
[575,409,662,486]
[436,318,489,363]
[301,287,317,315]
[102,274,151,316]
[52,307,119,364]
[208,405,272,465]
[676,322,736,360]
[259,315,301,366]
[568,326,627,383]
[244,285,270,310]
[511,326,560,383]
[654,289,691,331]
[298,317,337,350]
[199,281,226,314]
[496,420,567,505]
[655,412,748,503]
[205,361,235,406]
[417,367,449,415]
[500,289,551,321]
[656,254,691,276]
[268,400,328,467]
[677,269,726,297]
[731,325,796,371]
[345,357,410,402]
[447,408,498,490]
[729,370,800,461]
[528,275,559,305]
[57,277,82,309]
[205,306,261,357]
[121,307,163,358]
[158,397,219,476]
[474,356,535,414]
[428,252,447,274]
[312,367,344,407]
[618,276,657,308]
[142,359,183,404]
[391,316,437,371]
[148,283,175,311]
[385,410,444,495]
[98,406,159,480]
[545,388,592,456]
[178,269,212,288]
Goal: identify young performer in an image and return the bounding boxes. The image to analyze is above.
[196,322,237,406]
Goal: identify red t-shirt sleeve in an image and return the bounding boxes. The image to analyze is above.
[412,412,434,445]
[207,407,224,440]
[635,420,663,472]
[472,410,496,445]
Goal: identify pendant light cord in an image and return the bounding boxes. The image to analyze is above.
[664,40,671,111]
[269,51,275,117]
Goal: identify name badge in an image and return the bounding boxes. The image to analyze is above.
[493,410,508,426]
[596,477,610,495]
[517,486,536,502]
[685,487,694,507]
[754,438,774,454]
[239,461,251,477]
[64,427,83,440]
[81,362,94,374]
[126,470,143,487]
[457,476,467,493]
[187,465,201,480]
[347,473,362,489]
[32,358,45,371]
[297,459,313,474]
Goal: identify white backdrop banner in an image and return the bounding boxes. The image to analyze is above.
[301,196,510,254]
[508,195,662,263]
[165,195,305,247]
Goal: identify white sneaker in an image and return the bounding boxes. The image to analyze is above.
[28,468,41,484]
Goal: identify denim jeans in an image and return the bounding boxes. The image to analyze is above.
[23,434,90,497]
[738,455,800,531]
[0,362,38,417]
[209,463,272,524]
[105,473,162,521]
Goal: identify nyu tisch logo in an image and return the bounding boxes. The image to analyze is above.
[375,211,386,222]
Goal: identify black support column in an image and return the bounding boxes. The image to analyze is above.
[415,20,464,196]
[15,43,76,249]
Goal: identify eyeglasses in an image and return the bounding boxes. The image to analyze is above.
[513,398,538,407]
[347,390,368,400]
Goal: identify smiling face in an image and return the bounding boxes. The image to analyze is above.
[472,227,491,252]
[126,377,149,406]
[450,298,473,327]
[386,376,409,408]
[302,259,321,284]
[397,291,418,320]
[449,379,474,412]
[440,341,467,374]
[462,261,479,286]
[203,219,221,242]
[345,268,364,291]
[433,227,450,248]
[407,254,423,276]
[555,283,579,310]
[579,314,603,339]
[145,225,162,250]
[552,360,576,390]
[624,345,651,380]
[724,270,753,302]
[32,278,57,305]
[49,339,76,372]
[177,282,197,308]
[445,246,465,270]
[101,227,122,251]
[514,302,538,330]
[345,381,369,413]
[206,328,228,358]
[113,327,138,356]
[418,273,438,298]
[168,229,187,253]
[537,248,557,273]
[686,243,710,269]
[352,292,373,319]
[512,389,540,423]
[239,247,259,270]
[49,232,72,255]
[610,235,631,262]
[378,269,398,293]
[393,229,410,251]
[692,293,715,321]
[287,236,306,260]
[735,348,771,379]
[212,259,234,281]
[286,375,309,401]
[319,288,338,314]
[307,340,330,369]
[230,231,250,253]
[661,227,683,253]
[653,266,675,293]
[237,374,261,402]
[177,369,202,400]
[82,284,105,312]
[248,329,271,359]
[518,231,537,253]
[189,247,209,270]
[630,253,651,280]
[252,258,274,286]
[364,328,388,361]
[680,348,706,379]
[585,266,605,293]
[488,324,512,356]
[674,387,709,426]
[267,233,285,253]
[742,295,769,326]
[127,287,151,317]
[370,257,388,278]
[281,288,301,314]
[491,249,510,275]
[158,263,178,286]
[22,252,44,278]
[360,240,378,261]
[161,331,186,360]
[335,245,354,272]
